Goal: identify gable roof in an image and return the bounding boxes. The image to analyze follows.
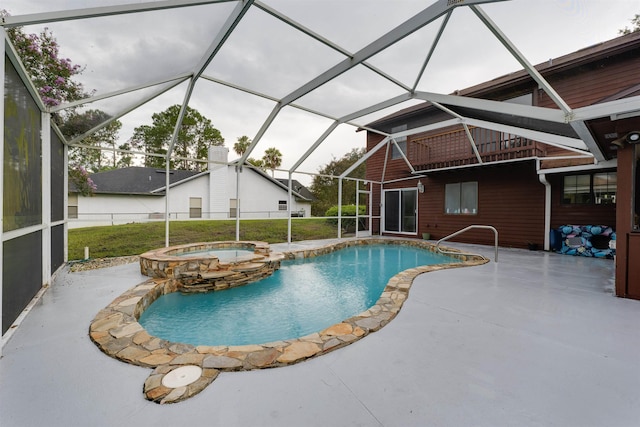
[276,178,316,201]
[365,31,640,133]
[240,166,312,201]
[70,165,313,201]
[70,167,201,195]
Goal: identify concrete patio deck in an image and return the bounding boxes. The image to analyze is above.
[1,241,639,426]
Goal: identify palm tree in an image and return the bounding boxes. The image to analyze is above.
[233,135,251,156]
[262,147,282,177]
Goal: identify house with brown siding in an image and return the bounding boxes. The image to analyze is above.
[364,31,640,255]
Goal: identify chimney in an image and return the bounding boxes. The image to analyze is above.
[208,145,229,166]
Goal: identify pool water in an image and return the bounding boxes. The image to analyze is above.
[138,244,457,346]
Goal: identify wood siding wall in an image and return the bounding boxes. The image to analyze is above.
[366,139,547,248]
[365,39,636,247]
[417,162,546,248]
[537,51,640,109]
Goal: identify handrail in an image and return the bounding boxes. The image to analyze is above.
[435,225,498,262]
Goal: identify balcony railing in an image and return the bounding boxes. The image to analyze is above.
[409,127,546,171]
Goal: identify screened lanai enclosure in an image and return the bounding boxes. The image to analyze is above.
[2,0,640,345]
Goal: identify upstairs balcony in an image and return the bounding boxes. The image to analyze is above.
[408,127,547,171]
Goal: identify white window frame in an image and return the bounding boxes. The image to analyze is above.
[189,197,202,219]
[382,188,417,235]
[68,193,78,219]
[445,181,478,215]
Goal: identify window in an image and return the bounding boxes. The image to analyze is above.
[68,193,78,219]
[563,172,616,205]
[445,182,477,214]
[391,124,408,159]
[563,175,591,204]
[229,198,237,218]
[593,172,617,204]
[383,188,417,233]
[278,200,287,211]
[189,197,202,218]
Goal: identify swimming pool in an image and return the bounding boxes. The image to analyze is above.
[90,238,486,404]
[138,244,458,346]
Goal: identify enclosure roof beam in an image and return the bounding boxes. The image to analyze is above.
[237,103,284,164]
[414,91,567,123]
[340,93,415,123]
[67,77,186,145]
[463,117,590,153]
[280,0,509,107]
[254,1,412,93]
[340,136,391,179]
[412,10,452,92]
[167,0,253,158]
[290,121,341,172]
[573,95,640,121]
[389,118,461,140]
[190,1,254,79]
[470,5,572,116]
[1,0,236,27]
[50,73,192,113]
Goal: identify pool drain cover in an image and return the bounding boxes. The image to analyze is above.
[161,365,202,388]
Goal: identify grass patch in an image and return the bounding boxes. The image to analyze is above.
[68,219,339,260]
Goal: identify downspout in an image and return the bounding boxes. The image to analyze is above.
[537,159,551,251]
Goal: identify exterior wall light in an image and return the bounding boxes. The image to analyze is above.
[610,131,640,150]
[417,180,425,193]
[625,131,640,144]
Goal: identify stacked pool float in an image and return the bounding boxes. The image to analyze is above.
[550,225,616,258]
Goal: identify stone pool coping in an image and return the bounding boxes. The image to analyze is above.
[89,238,487,404]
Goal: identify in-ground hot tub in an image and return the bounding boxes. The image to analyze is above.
[139,241,284,293]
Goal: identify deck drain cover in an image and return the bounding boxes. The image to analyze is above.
[162,366,202,388]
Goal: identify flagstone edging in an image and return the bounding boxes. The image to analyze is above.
[89,239,487,404]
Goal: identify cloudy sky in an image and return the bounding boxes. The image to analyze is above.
[3,0,638,183]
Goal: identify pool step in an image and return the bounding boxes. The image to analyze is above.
[198,270,236,280]
[229,262,266,273]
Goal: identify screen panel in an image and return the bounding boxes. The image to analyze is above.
[2,231,43,334]
[51,129,65,222]
[3,58,42,232]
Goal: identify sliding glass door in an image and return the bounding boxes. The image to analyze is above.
[383,189,417,234]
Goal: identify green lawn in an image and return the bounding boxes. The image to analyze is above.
[68,218,339,260]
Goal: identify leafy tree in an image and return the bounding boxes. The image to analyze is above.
[0,10,122,194]
[129,105,224,171]
[60,109,122,172]
[69,166,97,196]
[325,204,366,232]
[262,147,282,177]
[116,142,134,168]
[619,14,640,34]
[3,16,87,110]
[310,148,366,216]
[233,135,251,156]
[247,157,265,169]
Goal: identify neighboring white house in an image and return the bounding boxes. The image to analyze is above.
[68,146,313,228]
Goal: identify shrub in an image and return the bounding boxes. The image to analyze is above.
[324,205,366,232]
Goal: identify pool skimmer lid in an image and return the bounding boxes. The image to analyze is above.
[161,366,202,388]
